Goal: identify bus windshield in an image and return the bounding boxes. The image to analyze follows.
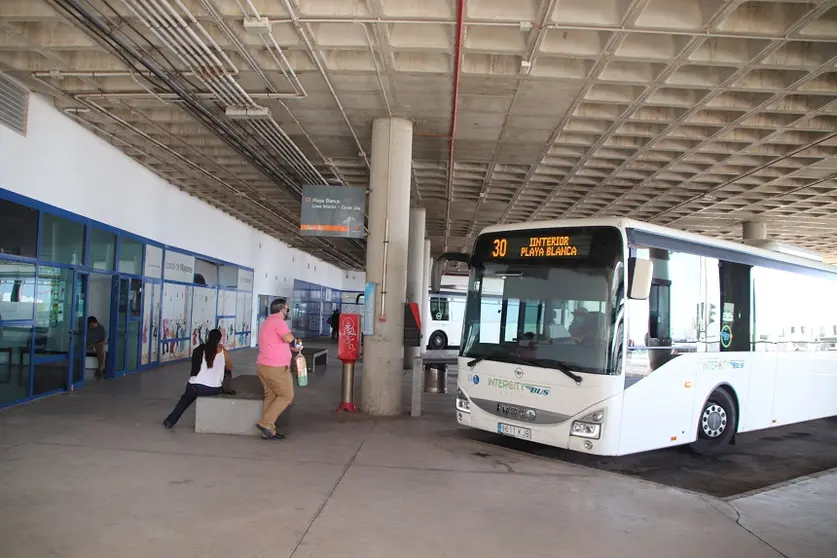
[460,226,625,375]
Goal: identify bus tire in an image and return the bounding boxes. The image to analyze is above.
[689,387,738,456]
[428,331,447,350]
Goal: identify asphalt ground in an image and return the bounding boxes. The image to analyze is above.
[463,415,837,498]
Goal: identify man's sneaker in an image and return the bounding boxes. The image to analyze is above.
[256,424,284,439]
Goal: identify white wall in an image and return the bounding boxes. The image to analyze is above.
[0,94,354,341]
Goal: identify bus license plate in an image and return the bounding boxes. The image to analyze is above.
[497,423,532,440]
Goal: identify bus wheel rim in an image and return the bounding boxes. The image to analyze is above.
[701,404,727,438]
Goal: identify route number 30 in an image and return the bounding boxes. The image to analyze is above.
[492,238,508,258]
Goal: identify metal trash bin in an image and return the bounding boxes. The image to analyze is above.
[423,363,448,394]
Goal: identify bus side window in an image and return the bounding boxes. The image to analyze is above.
[648,281,671,341]
[430,297,449,321]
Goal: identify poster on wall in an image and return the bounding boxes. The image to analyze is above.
[218,317,236,349]
[141,281,153,366]
[164,250,196,283]
[151,283,161,363]
[160,283,192,362]
[235,292,253,347]
[191,286,218,347]
[144,246,163,278]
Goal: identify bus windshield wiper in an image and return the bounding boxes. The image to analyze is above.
[551,361,583,386]
[466,351,537,369]
[467,353,582,385]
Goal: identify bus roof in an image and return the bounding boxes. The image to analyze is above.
[477,217,837,276]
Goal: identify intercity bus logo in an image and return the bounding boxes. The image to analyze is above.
[514,367,524,379]
[486,376,550,396]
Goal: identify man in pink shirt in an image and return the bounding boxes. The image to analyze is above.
[256,298,298,439]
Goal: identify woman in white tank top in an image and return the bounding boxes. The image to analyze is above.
[163,329,232,428]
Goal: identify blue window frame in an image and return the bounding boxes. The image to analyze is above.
[0,188,256,409]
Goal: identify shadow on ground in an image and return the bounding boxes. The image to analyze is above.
[461,415,837,498]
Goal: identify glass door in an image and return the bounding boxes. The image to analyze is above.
[115,277,127,375]
[114,277,143,376]
[71,272,88,388]
[127,279,142,372]
[31,266,74,396]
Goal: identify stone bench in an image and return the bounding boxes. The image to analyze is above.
[194,347,328,436]
[195,375,292,436]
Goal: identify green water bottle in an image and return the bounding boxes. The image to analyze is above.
[295,338,308,387]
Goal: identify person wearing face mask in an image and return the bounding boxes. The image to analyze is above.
[255,298,299,440]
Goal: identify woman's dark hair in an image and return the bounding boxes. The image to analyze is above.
[205,329,223,368]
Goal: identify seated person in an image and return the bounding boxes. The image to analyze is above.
[163,329,232,429]
[86,316,108,380]
[568,307,596,345]
[517,331,538,359]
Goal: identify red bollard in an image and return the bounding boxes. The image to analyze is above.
[337,313,361,412]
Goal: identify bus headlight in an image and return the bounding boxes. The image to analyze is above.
[456,388,471,413]
[570,409,604,439]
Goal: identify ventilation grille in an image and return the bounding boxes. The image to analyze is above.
[0,73,29,136]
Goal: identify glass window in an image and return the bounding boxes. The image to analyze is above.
[0,199,38,258]
[430,297,450,321]
[719,261,752,352]
[0,324,34,405]
[41,213,85,265]
[752,267,837,352]
[0,261,36,321]
[219,264,238,287]
[461,226,624,375]
[118,238,143,275]
[34,267,73,346]
[89,228,116,271]
[194,258,218,285]
[32,266,73,395]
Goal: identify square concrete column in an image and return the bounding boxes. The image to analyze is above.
[405,208,426,363]
[361,117,413,416]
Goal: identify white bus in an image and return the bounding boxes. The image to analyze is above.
[426,293,466,350]
[433,218,837,456]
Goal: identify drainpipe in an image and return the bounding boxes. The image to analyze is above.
[444,0,466,252]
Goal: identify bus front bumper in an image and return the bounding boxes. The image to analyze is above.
[455,389,618,456]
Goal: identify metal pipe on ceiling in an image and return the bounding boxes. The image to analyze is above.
[356,21,391,118]
[47,0,365,267]
[201,0,299,95]
[124,0,327,186]
[276,0,371,170]
[63,96,352,263]
[260,17,837,43]
[33,47,358,269]
[443,0,466,252]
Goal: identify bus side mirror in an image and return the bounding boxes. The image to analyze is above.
[628,257,653,300]
[431,252,471,293]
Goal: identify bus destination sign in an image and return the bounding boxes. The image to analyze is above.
[481,231,592,261]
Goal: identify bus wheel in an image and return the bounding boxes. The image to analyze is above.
[689,388,737,456]
[428,331,447,350]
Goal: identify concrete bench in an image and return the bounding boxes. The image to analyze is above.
[300,347,328,375]
[195,375,292,436]
[194,348,327,436]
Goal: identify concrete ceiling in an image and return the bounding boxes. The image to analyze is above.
[2,0,837,270]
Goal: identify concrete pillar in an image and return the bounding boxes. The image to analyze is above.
[421,239,431,354]
[743,221,767,241]
[361,117,413,416]
[404,208,426,363]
